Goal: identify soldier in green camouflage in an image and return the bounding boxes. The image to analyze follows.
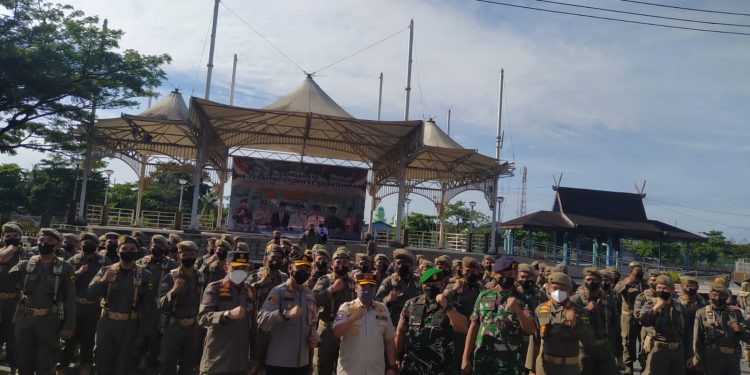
[444,257,486,370]
[396,268,468,375]
[461,256,536,375]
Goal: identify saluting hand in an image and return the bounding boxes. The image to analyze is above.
[586,301,596,311]
[330,277,345,293]
[171,277,186,295]
[102,268,117,284]
[437,293,448,309]
[228,305,246,320]
[506,296,522,314]
[75,264,89,276]
[286,305,302,320]
[350,303,366,320]
[564,307,577,328]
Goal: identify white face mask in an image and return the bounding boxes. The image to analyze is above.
[229,270,248,285]
[550,289,568,303]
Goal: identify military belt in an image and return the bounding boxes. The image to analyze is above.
[542,353,579,365]
[719,346,737,354]
[76,297,96,305]
[653,341,680,349]
[0,292,17,299]
[22,307,54,317]
[166,317,196,327]
[593,338,609,346]
[104,311,139,321]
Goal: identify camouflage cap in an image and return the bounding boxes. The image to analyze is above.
[714,275,731,287]
[150,234,168,247]
[1,222,22,235]
[548,272,572,289]
[39,228,62,242]
[176,240,199,253]
[168,233,183,244]
[462,256,480,269]
[655,275,674,289]
[530,260,540,269]
[551,264,568,274]
[216,239,233,252]
[355,253,371,262]
[374,253,389,262]
[131,230,145,238]
[434,255,451,267]
[517,263,536,278]
[452,259,462,267]
[63,233,79,242]
[421,260,435,269]
[79,232,99,243]
[103,232,120,240]
[392,248,415,264]
[219,234,235,247]
[117,235,139,247]
[482,255,493,262]
[265,243,284,256]
[583,266,601,279]
[680,276,698,285]
[333,247,351,260]
[628,261,643,269]
[711,282,730,297]
[648,269,661,277]
[236,242,250,252]
[313,246,330,258]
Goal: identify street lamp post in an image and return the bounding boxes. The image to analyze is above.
[175,178,188,230]
[405,198,412,226]
[100,169,114,226]
[468,201,476,252]
[178,179,188,211]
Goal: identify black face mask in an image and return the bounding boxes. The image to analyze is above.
[316,261,328,271]
[711,298,727,308]
[181,257,196,268]
[217,251,228,261]
[426,285,441,299]
[151,247,164,258]
[39,243,55,255]
[657,291,671,300]
[293,271,310,285]
[397,264,410,277]
[585,282,601,291]
[377,263,388,273]
[119,251,136,263]
[635,271,644,281]
[360,265,371,273]
[465,273,480,284]
[83,244,98,254]
[497,276,515,289]
[273,236,281,243]
[268,261,282,271]
[484,265,493,273]
[63,244,75,253]
[685,288,698,296]
[335,266,349,276]
[649,283,656,291]
[4,238,20,247]
[441,270,452,279]
[602,282,611,291]
[521,279,535,290]
[107,243,118,254]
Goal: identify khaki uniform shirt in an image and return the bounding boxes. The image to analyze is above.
[334,300,395,375]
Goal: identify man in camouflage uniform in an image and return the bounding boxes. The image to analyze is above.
[57,233,111,375]
[480,255,494,286]
[100,232,120,263]
[198,249,256,374]
[158,241,203,375]
[310,245,330,287]
[12,228,76,375]
[0,222,25,374]
[89,235,155,375]
[677,276,707,375]
[693,282,750,375]
[198,239,230,284]
[571,267,617,375]
[451,259,463,280]
[444,256,486,369]
[312,247,356,375]
[247,243,289,372]
[461,256,535,375]
[434,255,452,280]
[601,267,623,369]
[633,270,661,368]
[737,279,750,363]
[195,237,217,270]
[528,272,594,375]
[518,263,547,311]
[374,253,390,285]
[637,275,687,375]
[376,248,421,326]
[615,261,649,375]
[61,233,79,260]
[396,268,468,375]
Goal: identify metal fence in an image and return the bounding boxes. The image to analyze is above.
[87,205,212,231]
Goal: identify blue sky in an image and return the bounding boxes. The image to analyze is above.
[12,0,750,241]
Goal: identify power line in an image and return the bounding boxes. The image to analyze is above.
[531,0,750,28]
[221,2,307,74]
[645,198,750,218]
[617,0,750,18]
[645,200,750,231]
[475,0,750,36]
[311,26,409,75]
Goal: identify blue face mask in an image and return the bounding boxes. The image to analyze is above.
[358,289,374,303]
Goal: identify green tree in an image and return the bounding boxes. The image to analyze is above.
[0,163,24,213]
[692,230,728,263]
[107,181,138,209]
[0,0,170,153]
[403,212,437,232]
[444,200,490,232]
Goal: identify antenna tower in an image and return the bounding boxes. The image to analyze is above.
[520,166,527,216]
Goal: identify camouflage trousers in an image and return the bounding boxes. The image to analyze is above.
[401,335,454,375]
[472,345,524,375]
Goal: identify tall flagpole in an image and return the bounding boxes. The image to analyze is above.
[490,69,504,254]
[204,0,220,100]
[229,53,238,105]
[394,19,414,242]
[377,72,383,120]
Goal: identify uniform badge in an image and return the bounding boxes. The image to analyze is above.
[267,294,278,304]
[202,291,216,305]
[287,303,294,310]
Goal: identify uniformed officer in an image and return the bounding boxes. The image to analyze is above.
[247,243,289,372]
[396,268,468,375]
[134,234,178,372]
[57,232,111,375]
[257,253,318,375]
[195,237,217,270]
[601,268,623,369]
[88,235,155,375]
[199,239,230,285]
[131,230,149,259]
[0,222,25,374]
[376,248,421,326]
[313,247,356,375]
[100,232,120,263]
[737,279,750,363]
[451,259,463,280]
[167,233,183,260]
[571,267,617,375]
[637,274,686,375]
[615,261,649,375]
[61,233,79,259]
[158,240,204,375]
[535,262,548,289]
[481,255,494,286]
[692,282,750,375]
[461,256,535,375]
[198,250,256,375]
[355,253,373,274]
[374,253,390,285]
[633,270,661,368]
[528,271,594,375]
[434,255,452,280]
[310,245,330,287]
[333,273,398,375]
[677,276,707,375]
[445,256,486,369]
[518,263,548,311]
[12,228,76,375]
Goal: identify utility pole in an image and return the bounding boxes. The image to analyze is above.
[204,0,220,100]
[489,69,504,253]
[229,53,238,105]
